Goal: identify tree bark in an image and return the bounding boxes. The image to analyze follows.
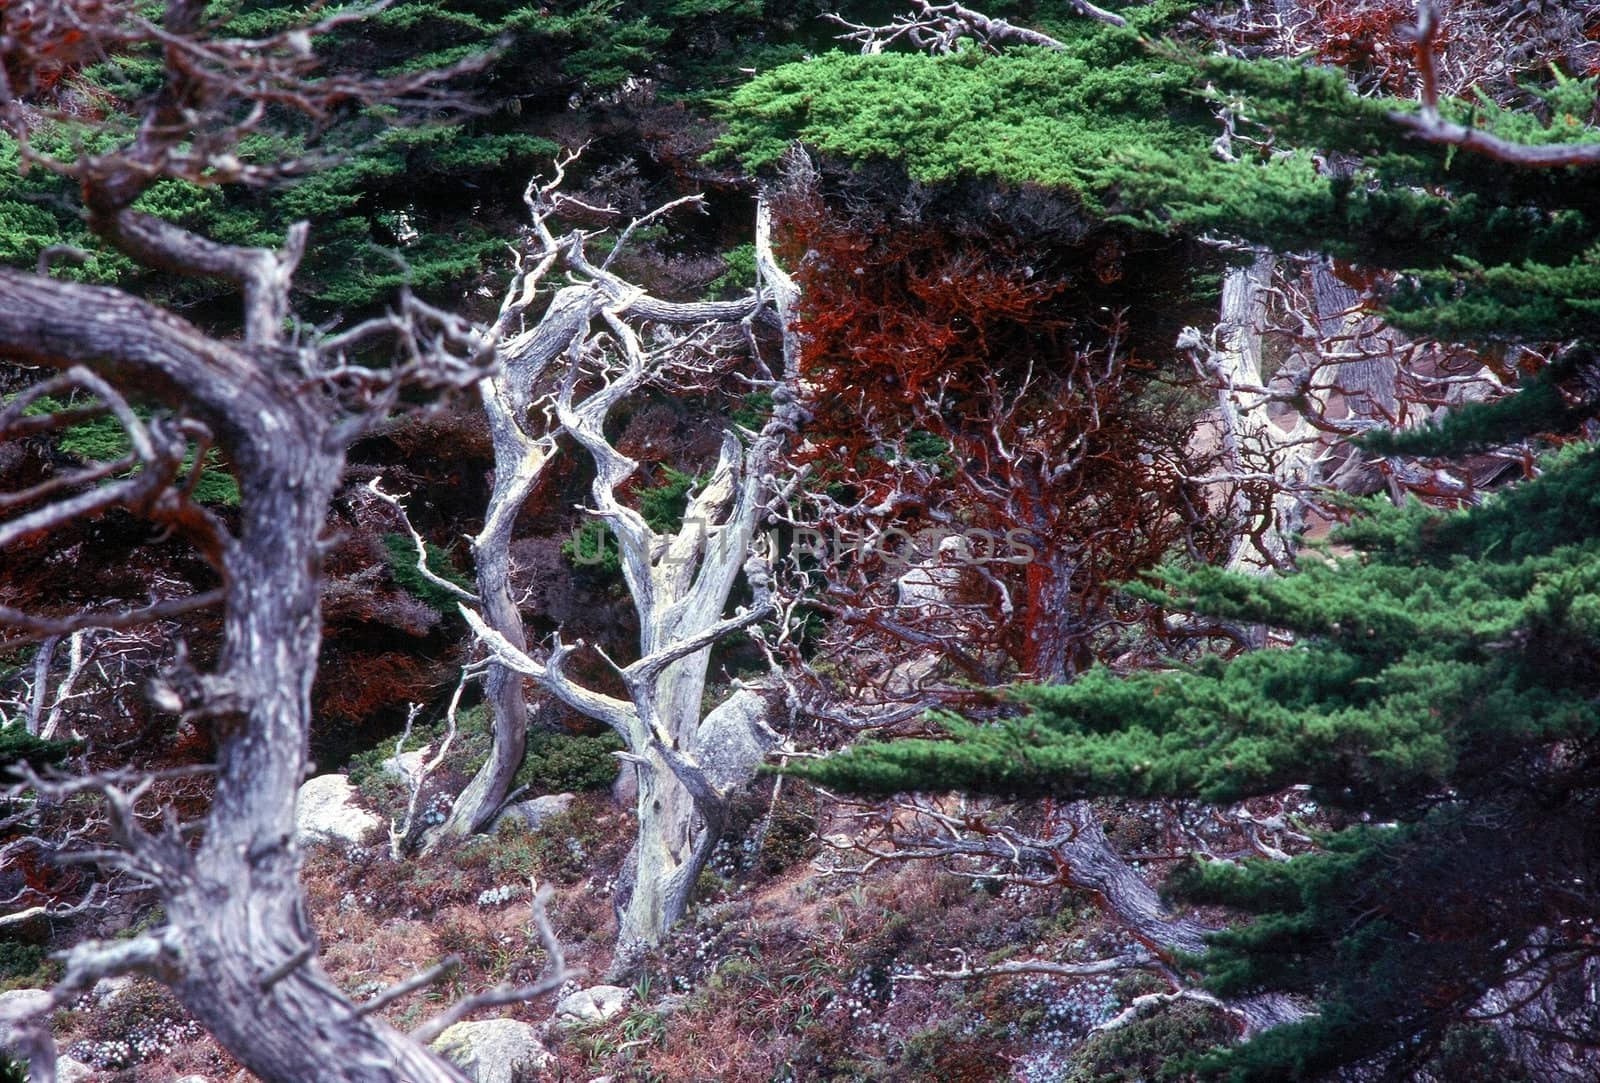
[1022,549,1083,682]
[441,264,769,839]
[1204,255,1321,573]
[435,294,588,838]
[167,438,467,1083]
[0,271,475,1083]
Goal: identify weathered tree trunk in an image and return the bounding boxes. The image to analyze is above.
[463,194,803,968]
[0,272,477,1083]
[1021,549,1082,682]
[613,742,722,952]
[440,231,769,838]
[1310,256,1400,425]
[165,422,468,1083]
[1202,254,1324,573]
[435,322,566,837]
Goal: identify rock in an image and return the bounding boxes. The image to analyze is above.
[294,774,381,846]
[611,763,637,808]
[0,988,50,1028]
[0,989,51,1063]
[0,905,50,943]
[171,1076,212,1083]
[91,974,137,1008]
[493,793,575,833]
[555,984,631,1025]
[688,687,780,794]
[382,747,429,781]
[895,534,972,609]
[56,1057,95,1082]
[431,1018,552,1083]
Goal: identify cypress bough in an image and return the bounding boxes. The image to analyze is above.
[757,1,1600,1075]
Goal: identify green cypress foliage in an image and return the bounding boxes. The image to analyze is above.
[1,0,872,311]
[793,441,1600,1076]
[721,19,1600,344]
[750,9,1600,1077]
[380,533,476,617]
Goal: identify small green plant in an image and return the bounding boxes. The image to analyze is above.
[380,533,475,617]
[561,518,622,576]
[513,729,625,793]
[1,723,75,776]
[706,242,756,299]
[694,867,726,903]
[434,916,501,973]
[895,429,954,474]
[348,705,493,817]
[637,465,704,533]
[616,1006,668,1048]
[729,390,774,430]
[1064,1001,1235,1083]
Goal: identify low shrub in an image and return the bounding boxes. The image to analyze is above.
[1063,1001,1234,1083]
[514,729,624,794]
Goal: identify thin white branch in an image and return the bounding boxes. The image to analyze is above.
[409,885,571,1044]
[366,479,479,604]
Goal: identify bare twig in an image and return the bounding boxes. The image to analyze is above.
[409,885,571,1044]
[1391,1,1600,167]
[365,479,479,604]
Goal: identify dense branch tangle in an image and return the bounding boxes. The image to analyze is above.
[411,152,772,843]
[810,790,1305,1036]
[428,151,805,965]
[0,4,554,1081]
[1186,250,1520,575]
[774,191,1225,692]
[824,0,1118,55]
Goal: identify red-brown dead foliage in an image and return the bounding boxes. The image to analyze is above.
[313,648,451,727]
[777,200,1223,680]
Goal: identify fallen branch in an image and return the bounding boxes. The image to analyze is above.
[409,885,571,1044]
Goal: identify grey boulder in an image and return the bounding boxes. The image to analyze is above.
[294,774,382,845]
[431,1018,552,1083]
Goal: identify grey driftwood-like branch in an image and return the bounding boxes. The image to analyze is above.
[0,4,562,1080]
[430,149,774,841]
[1390,1,1600,167]
[453,156,811,967]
